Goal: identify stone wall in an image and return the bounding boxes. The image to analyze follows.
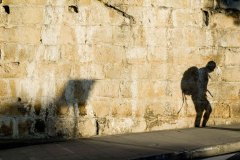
[0,0,239,138]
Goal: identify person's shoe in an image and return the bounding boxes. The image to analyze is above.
[195,125,200,128]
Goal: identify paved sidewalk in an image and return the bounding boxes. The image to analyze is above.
[1,124,240,160]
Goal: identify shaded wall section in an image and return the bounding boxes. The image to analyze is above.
[0,0,239,138]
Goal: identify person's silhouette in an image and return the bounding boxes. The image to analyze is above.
[192,61,216,127]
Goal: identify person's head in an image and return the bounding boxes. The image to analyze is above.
[206,61,216,72]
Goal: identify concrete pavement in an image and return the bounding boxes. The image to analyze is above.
[1,124,240,160]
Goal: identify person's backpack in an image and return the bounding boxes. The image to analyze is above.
[181,66,199,96]
[178,66,199,114]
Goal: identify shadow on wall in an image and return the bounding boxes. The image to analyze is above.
[180,61,216,128]
[0,79,95,138]
[214,0,240,26]
[54,79,95,138]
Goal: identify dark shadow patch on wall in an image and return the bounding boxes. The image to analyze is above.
[180,61,216,128]
[202,10,209,26]
[206,0,240,26]
[0,79,95,139]
[55,79,95,138]
[68,5,78,13]
[3,5,10,14]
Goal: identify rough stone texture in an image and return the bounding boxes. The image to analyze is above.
[0,0,239,138]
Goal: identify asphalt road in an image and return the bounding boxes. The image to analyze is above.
[199,152,240,160]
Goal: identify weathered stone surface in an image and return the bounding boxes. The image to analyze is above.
[0,0,239,139]
[172,9,204,27]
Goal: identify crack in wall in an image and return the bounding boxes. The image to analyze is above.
[97,0,135,24]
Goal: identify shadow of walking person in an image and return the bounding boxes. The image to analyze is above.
[181,61,216,128]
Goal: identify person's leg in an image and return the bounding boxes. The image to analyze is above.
[195,108,204,127]
[193,97,204,127]
[202,100,212,127]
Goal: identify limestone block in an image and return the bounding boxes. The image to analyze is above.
[91,44,125,64]
[210,12,239,29]
[78,118,96,137]
[111,100,132,117]
[170,28,207,47]
[22,7,44,24]
[217,83,240,100]
[46,0,67,6]
[152,0,191,8]
[0,63,27,78]
[145,27,167,46]
[217,30,240,47]
[231,102,240,118]
[148,64,168,80]
[9,80,16,97]
[35,62,56,82]
[78,0,92,6]
[137,80,167,99]
[0,98,27,115]
[167,81,183,99]
[73,63,105,79]
[191,0,214,9]
[3,0,47,5]
[225,50,240,66]
[55,79,68,98]
[87,26,113,45]
[147,46,168,63]
[41,25,61,45]
[0,80,9,97]
[212,102,230,118]
[131,118,147,133]
[59,25,77,45]
[119,80,132,98]
[44,6,64,25]
[109,9,127,25]
[143,7,171,27]
[126,6,142,24]
[56,104,69,116]
[130,63,151,79]
[123,0,144,6]
[0,118,12,136]
[126,47,147,63]
[92,80,120,98]
[74,25,87,44]
[134,103,147,118]
[99,117,134,135]
[0,13,7,26]
[2,43,17,62]
[43,45,60,61]
[99,0,124,7]
[18,119,32,137]
[222,67,240,82]
[3,27,41,44]
[104,63,131,79]
[2,43,37,62]
[131,25,147,46]
[145,101,167,117]
[92,99,111,117]
[112,25,131,46]
[55,63,72,79]
[18,45,37,62]
[172,9,204,27]
[172,47,212,66]
[88,2,111,25]
[60,44,79,61]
